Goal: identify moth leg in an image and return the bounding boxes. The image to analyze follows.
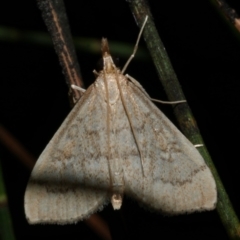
[150,98,186,105]
[126,74,186,105]
[93,69,99,77]
[71,84,86,93]
[194,144,204,148]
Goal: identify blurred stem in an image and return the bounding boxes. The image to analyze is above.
[0,26,148,60]
[0,160,15,240]
[127,0,240,239]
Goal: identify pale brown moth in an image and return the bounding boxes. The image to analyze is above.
[24,16,216,224]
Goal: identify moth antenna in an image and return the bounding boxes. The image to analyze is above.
[122,15,148,74]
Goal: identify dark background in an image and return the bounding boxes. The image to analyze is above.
[0,0,240,239]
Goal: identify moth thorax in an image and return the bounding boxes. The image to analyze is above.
[111,193,123,210]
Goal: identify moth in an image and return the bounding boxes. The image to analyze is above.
[24,16,216,224]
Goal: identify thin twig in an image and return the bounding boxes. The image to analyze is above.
[127,0,240,239]
[37,0,84,103]
[211,0,240,33]
[0,125,35,169]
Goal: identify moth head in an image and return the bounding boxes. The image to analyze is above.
[101,38,117,72]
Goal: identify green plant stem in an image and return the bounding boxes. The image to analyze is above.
[0,26,148,60]
[127,0,240,239]
[0,160,15,240]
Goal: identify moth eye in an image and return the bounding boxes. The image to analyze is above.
[96,57,120,71]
